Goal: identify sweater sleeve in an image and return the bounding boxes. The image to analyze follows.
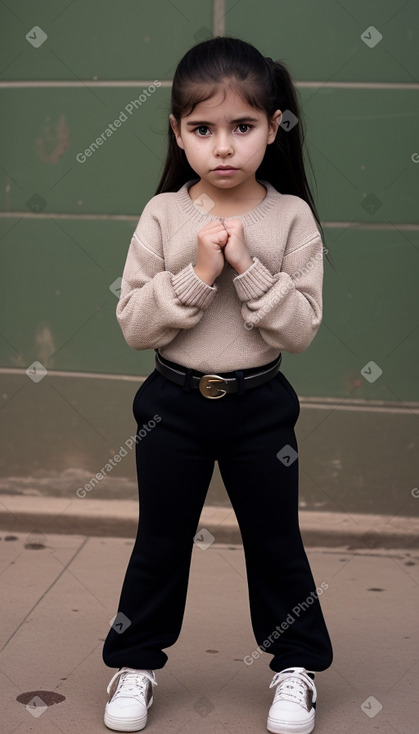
[232,205,324,353]
[116,205,218,351]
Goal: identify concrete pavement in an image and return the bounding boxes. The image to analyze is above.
[1,527,418,734]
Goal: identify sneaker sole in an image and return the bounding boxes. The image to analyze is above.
[267,712,315,734]
[104,697,152,732]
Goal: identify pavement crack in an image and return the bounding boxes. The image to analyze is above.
[0,536,89,653]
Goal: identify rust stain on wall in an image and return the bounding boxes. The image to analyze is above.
[36,114,70,163]
[35,323,56,368]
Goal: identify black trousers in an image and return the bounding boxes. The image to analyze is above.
[102,359,333,673]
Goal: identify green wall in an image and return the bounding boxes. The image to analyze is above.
[0,1,418,513]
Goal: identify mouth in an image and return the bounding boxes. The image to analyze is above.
[212,166,239,176]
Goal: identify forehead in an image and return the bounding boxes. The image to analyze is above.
[182,87,264,121]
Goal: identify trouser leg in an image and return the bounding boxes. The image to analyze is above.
[217,372,333,672]
[102,371,216,670]
[103,367,333,673]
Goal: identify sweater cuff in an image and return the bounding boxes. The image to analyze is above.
[171,262,217,309]
[233,257,277,301]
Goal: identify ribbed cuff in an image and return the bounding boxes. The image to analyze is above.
[233,257,277,301]
[171,263,217,309]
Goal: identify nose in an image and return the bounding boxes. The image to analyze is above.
[213,131,233,157]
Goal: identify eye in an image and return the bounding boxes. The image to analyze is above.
[194,126,210,136]
[236,124,253,134]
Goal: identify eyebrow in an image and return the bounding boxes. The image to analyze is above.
[186,117,260,126]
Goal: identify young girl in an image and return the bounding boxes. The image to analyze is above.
[102,36,333,734]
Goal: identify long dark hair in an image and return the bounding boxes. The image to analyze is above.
[156,36,329,256]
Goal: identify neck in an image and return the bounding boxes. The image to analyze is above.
[188,178,267,217]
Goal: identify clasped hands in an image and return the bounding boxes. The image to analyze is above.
[196,219,254,278]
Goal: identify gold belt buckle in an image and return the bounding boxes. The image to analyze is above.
[199,374,228,399]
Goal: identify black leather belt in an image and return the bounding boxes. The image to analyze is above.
[154,351,282,399]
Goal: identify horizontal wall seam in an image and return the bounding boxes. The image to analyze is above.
[300,82,419,90]
[0,212,418,230]
[0,80,173,88]
[322,222,419,231]
[0,368,418,412]
[0,80,418,90]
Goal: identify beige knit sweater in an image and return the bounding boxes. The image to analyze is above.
[116,180,324,373]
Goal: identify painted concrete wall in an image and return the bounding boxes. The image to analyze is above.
[0,1,417,516]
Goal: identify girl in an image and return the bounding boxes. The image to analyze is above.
[102,36,333,734]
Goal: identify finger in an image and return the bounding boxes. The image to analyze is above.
[216,230,228,245]
[200,219,225,231]
[224,219,242,232]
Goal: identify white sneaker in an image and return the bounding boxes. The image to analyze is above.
[104,667,157,732]
[267,667,317,734]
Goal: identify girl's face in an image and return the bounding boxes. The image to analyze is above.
[170,87,281,194]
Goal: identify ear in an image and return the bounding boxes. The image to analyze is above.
[267,109,282,144]
[169,114,185,150]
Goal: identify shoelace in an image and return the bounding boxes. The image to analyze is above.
[107,668,158,701]
[269,668,317,708]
